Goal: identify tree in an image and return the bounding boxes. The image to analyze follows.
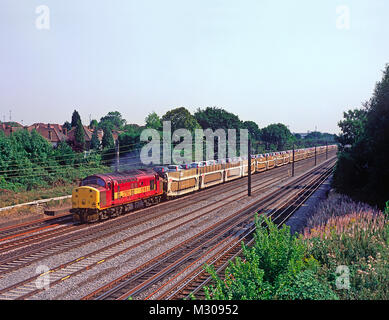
[101,124,114,150]
[242,120,261,141]
[260,123,293,151]
[333,63,389,208]
[89,119,98,129]
[305,131,322,140]
[145,112,162,131]
[0,125,107,193]
[100,111,126,130]
[71,110,82,128]
[63,121,72,132]
[54,141,75,165]
[336,108,367,147]
[90,129,100,150]
[74,120,85,152]
[194,107,243,131]
[161,107,201,133]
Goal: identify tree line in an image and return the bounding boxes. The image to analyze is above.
[333,64,389,208]
[0,106,335,192]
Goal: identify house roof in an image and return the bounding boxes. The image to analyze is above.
[26,123,67,143]
[67,125,93,142]
[0,123,25,136]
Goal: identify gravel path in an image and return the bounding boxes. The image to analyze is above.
[285,175,333,235]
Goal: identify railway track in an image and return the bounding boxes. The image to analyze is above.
[0,213,72,240]
[0,162,309,299]
[81,157,335,300]
[0,224,78,255]
[0,152,331,248]
[155,161,335,300]
[0,152,335,300]
[0,153,331,272]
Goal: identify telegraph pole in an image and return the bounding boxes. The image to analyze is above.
[326,141,328,160]
[314,144,317,166]
[248,138,252,196]
[292,144,295,177]
[115,139,120,172]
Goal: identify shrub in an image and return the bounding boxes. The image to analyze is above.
[0,129,110,201]
[384,201,389,219]
[203,216,337,300]
[274,269,338,300]
[201,196,389,300]
[304,200,389,300]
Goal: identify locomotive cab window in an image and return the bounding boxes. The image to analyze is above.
[81,177,105,188]
[150,179,154,190]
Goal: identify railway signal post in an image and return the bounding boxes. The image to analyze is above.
[326,141,328,160]
[115,140,120,172]
[292,144,295,177]
[248,138,252,196]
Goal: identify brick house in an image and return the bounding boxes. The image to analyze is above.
[26,123,67,147]
[0,122,24,136]
[1,122,120,150]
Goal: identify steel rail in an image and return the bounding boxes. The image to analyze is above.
[159,163,335,300]
[0,151,332,272]
[83,157,335,300]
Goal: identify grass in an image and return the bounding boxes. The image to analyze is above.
[304,193,382,231]
[303,193,389,299]
[0,197,72,223]
[202,193,389,300]
[0,183,75,208]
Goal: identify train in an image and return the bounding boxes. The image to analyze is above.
[71,145,337,223]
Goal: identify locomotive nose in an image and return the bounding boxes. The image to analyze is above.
[72,186,99,209]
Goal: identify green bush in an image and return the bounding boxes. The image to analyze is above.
[0,129,109,193]
[200,197,389,301]
[274,270,338,300]
[384,201,389,218]
[302,194,389,300]
[305,212,389,300]
[202,216,337,300]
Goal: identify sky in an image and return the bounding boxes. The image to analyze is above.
[0,1,388,134]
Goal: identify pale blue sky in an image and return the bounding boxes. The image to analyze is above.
[0,0,388,133]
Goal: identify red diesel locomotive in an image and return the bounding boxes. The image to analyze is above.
[71,169,164,223]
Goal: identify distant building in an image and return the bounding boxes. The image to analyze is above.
[0,121,120,150]
[66,125,93,150]
[26,123,67,147]
[0,122,24,136]
[95,129,120,142]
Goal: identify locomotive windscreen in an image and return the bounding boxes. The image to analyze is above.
[81,176,106,187]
